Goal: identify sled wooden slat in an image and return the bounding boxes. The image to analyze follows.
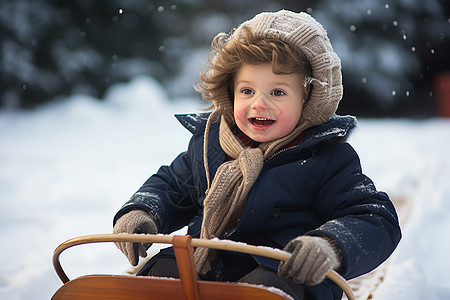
[52,275,291,300]
[172,235,200,300]
[52,275,185,299]
[52,234,355,300]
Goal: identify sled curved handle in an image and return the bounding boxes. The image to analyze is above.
[53,234,355,300]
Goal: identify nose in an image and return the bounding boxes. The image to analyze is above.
[251,91,269,110]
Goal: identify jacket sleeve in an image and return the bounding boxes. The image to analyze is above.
[113,140,200,234]
[307,142,401,280]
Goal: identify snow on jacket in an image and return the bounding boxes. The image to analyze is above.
[114,113,401,299]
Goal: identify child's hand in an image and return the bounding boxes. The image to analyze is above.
[113,210,158,266]
[278,236,340,285]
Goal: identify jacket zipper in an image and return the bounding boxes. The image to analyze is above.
[264,145,298,163]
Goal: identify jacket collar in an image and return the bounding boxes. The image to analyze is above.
[175,113,211,135]
[298,114,357,150]
[175,113,357,149]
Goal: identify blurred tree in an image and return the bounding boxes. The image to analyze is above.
[309,0,450,117]
[1,0,449,118]
[0,0,193,108]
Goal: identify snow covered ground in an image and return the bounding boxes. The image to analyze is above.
[1,76,449,299]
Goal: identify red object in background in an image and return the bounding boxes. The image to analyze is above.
[433,73,450,118]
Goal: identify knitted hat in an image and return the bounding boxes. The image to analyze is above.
[229,10,343,126]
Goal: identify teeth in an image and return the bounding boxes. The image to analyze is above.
[251,117,275,127]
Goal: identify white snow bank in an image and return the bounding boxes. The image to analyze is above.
[0,75,449,299]
[349,119,450,299]
[0,76,197,299]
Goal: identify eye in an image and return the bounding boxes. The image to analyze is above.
[271,89,286,97]
[241,88,254,95]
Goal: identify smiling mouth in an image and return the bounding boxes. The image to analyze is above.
[250,117,275,127]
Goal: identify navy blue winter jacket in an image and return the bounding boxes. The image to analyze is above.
[114,113,401,299]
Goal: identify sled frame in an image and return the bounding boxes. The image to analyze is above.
[52,234,355,300]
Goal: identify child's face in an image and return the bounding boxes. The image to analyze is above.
[233,63,304,143]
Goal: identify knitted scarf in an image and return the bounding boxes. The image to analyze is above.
[193,111,312,274]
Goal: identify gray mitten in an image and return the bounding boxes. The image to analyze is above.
[278,236,341,285]
[113,210,158,266]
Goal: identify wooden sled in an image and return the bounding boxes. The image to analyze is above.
[52,234,355,300]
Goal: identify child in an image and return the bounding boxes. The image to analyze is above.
[113,10,401,300]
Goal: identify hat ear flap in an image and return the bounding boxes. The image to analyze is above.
[300,82,343,125]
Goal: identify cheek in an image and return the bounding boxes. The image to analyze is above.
[280,103,303,131]
[233,101,246,125]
